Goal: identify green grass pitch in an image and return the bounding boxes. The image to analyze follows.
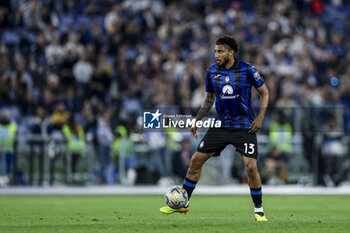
[0,195,349,233]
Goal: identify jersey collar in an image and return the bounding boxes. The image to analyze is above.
[229,58,239,70]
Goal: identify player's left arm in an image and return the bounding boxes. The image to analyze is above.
[248,84,269,133]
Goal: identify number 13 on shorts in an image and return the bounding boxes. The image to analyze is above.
[244,143,255,155]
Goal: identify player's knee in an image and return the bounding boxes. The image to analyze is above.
[190,154,203,169]
[245,161,257,175]
[190,152,207,169]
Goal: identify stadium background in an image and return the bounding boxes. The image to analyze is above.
[1,1,350,233]
[0,0,349,189]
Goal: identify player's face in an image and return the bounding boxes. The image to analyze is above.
[215,44,233,67]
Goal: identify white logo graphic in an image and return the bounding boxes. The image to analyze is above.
[225,76,230,84]
[144,110,222,129]
[219,94,239,99]
[222,85,233,95]
[199,141,204,148]
[150,109,162,122]
[253,71,261,81]
[214,74,221,79]
[143,109,162,129]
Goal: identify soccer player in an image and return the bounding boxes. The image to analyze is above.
[160,36,269,221]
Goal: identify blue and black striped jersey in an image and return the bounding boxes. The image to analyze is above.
[206,59,265,129]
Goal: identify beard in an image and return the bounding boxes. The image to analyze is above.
[217,56,230,68]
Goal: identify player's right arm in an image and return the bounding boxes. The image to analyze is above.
[190,92,215,139]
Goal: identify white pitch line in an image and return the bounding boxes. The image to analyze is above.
[1,185,350,195]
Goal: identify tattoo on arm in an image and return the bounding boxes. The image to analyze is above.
[195,92,215,121]
[187,170,199,176]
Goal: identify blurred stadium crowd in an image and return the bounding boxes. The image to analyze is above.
[0,0,350,186]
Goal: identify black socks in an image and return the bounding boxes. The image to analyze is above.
[183,177,197,200]
[250,187,262,208]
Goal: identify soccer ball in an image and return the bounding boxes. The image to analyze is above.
[165,186,188,209]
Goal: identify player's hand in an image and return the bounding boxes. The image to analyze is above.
[248,117,263,133]
[190,126,198,139]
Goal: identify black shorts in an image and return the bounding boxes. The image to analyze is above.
[197,128,258,159]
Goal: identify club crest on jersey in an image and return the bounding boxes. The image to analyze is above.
[225,76,230,84]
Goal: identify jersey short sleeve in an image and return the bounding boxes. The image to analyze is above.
[205,68,215,93]
[247,65,265,88]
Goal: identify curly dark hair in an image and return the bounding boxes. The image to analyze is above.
[216,36,238,53]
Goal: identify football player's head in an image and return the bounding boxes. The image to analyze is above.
[215,36,238,67]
